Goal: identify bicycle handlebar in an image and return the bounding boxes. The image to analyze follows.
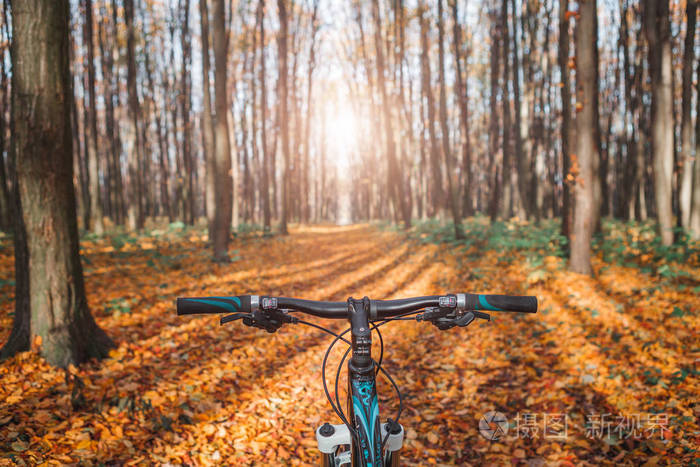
[177,293,537,318]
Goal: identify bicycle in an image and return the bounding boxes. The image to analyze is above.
[177,293,537,466]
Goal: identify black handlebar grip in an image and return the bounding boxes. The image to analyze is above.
[177,295,252,315]
[465,294,537,313]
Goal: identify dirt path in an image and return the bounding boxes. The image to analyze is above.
[0,225,697,465]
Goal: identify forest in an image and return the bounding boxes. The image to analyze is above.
[0,0,698,465]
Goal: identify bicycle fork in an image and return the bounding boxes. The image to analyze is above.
[316,298,404,466]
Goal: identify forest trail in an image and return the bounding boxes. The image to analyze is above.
[0,225,697,465]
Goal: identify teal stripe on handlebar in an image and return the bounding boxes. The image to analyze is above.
[477,295,504,311]
[187,298,240,313]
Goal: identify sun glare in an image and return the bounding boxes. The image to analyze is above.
[324,102,359,170]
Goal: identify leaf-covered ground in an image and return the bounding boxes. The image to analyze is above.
[0,224,698,465]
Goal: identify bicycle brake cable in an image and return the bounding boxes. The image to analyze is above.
[297,311,419,449]
[296,319,350,345]
[320,327,358,440]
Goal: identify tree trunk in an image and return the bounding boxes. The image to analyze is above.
[83,0,104,235]
[690,51,700,239]
[82,0,104,234]
[0,175,30,361]
[558,0,573,249]
[124,0,143,230]
[259,0,271,232]
[374,1,410,228]
[289,19,302,223]
[419,5,444,218]
[248,7,260,225]
[488,7,502,222]
[620,0,638,221]
[142,23,169,221]
[679,0,696,230]
[499,0,513,219]
[200,0,216,236]
[180,0,194,225]
[97,7,123,225]
[11,0,113,366]
[643,0,674,246]
[437,0,463,238]
[0,19,11,232]
[511,0,529,220]
[569,0,600,275]
[449,0,472,218]
[0,91,30,360]
[302,1,319,224]
[212,0,232,259]
[74,54,90,231]
[277,0,290,235]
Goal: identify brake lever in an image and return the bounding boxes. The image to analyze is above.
[416,307,452,321]
[454,312,475,327]
[427,310,490,330]
[473,311,491,321]
[221,309,298,333]
[220,313,249,325]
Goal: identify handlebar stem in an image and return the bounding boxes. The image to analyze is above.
[348,297,373,370]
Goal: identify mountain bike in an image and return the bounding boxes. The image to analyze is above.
[177,293,537,466]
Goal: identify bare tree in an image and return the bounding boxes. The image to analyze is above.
[374,0,410,227]
[559,0,573,247]
[437,0,463,238]
[10,0,113,365]
[180,0,195,225]
[200,0,216,235]
[690,51,700,239]
[0,8,11,231]
[212,0,233,259]
[302,0,319,223]
[488,7,502,222]
[277,0,290,234]
[499,0,513,219]
[643,0,674,246]
[259,0,271,232]
[419,4,444,218]
[82,0,104,234]
[679,0,696,230]
[570,0,600,274]
[125,0,143,230]
[511,0,529,219]
[449,0,472,218]
[98,1,125,225]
